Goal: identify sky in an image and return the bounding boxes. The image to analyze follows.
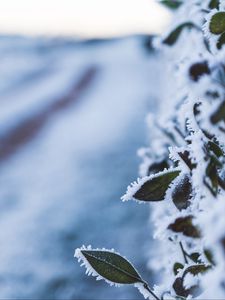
[0,0,171,37]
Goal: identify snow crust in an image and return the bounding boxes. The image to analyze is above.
[0,36,159,299]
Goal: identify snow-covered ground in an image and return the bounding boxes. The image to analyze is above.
[0,36,160,299]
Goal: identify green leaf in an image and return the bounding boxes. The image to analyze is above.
[209,0,220,9]
[183,264,210,277]
[210,101,225,124]
[172,175,192,211]
[206,156,221,194]
[208,141,224,157]
[173,277,190,298]
[163,22,196,46]
[168,216,201,238]
[189,61,210,82]
[147,159,169,176]
[173,263,184,275]
[160,0,182,9]
[178,150,197,170]
[209,12,225,35]
[204,249,215,265]
[134,169,181,201]
[173,265,210,297]
[79,249,143,284]
[217,32,225,49]
[189,252,201,264]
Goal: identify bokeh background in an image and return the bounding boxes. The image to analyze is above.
[0,1,170,299]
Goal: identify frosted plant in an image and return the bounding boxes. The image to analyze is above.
[75,245,160,299]
[75,0,225,299]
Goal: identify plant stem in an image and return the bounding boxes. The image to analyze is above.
[174,125,186,140]
[143,282,160,300]
[203,178,217,197]
[179,242,188,264]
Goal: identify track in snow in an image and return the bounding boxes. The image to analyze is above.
[0,36,160,299]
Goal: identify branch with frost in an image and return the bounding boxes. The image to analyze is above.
[75,245,160,300]
[75,1,225,299]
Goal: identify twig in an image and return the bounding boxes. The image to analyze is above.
[179,242,188,264]
[143,282,160,300]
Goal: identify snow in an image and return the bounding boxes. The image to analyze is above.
[0,41,92,135]
[0,35,160,299]
[183,272,199,290]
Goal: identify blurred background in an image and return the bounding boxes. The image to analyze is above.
[0,1,170,299]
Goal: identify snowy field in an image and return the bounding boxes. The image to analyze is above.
[0,36,160,299]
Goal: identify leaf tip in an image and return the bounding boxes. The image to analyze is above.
[121,177,145,202]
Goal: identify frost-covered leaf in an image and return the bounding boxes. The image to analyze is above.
[189,252,201,264]
[160,0,182,10]
[147,159,169,176]
[208,141,224,157]
[204,249,215,265]
[172,175,192,211]
[173,262,184,275]
[75,246,143,285]
[163,23,196,46]
[133,169,181,201]
[218,170,225,190]
[178,151,197,170]
[183,264,210,277]
[209,12,225,35]
[189,61,210,82]
[168,216,201,238]
[210,101,225,124]
[193,102,201,116]
[217,32,225,49]
[206,158,219,194]
[173,277,190,298]
[209,0,220,9]
[173,265,208,297]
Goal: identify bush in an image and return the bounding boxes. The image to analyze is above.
[75,1,225,298]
